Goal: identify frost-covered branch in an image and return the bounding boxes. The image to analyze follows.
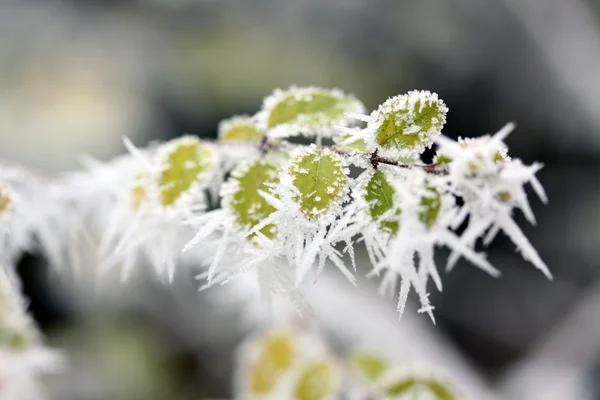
[0,85,550,325]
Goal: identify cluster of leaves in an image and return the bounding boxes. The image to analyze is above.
[236,324,460,400]
[0,86,549,323]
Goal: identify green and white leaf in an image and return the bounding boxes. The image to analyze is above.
[288,146,347,221]
[155,136,218,208]
[246,330,297,396]
[419,183,442,229]
[350,351,389,384]
[223,159,280,240]
[361,168,401,236]
[379,375,457,400]
[294,359,340,400]
[218,115,264,142]
[369,90,447,159]
[259,86,365,139]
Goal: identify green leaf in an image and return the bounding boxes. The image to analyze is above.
[364,170,400,236]
[157,137,215,207]
[374,91,447,156]
[384,377,456,400]
[229,160,279,239]
[419,184,441,228]
[434,153,453,165]
[294,360,338,400]
[249,331,297,395]
[263,86,364,136]
[350,352,388,383]
[219,116,264,141]
[289,147,347,220]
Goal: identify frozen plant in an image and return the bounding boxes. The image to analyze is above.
[0,86,550,323]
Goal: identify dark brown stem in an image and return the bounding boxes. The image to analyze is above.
[218,137,448,175]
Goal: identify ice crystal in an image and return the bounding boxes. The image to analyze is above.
[98,136,220,282]
[436,123,551,279]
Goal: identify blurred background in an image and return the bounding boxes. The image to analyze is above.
[1,0,600,398]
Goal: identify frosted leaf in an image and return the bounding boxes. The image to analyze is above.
[97,139,210,283]
[218,115,264,142]
[246,175,358,286]
[433,153,453,165]
[418,184,441,229]
[350,351,388,383]
[236,325,336,400]
[288,146,347,221]
[258,86,365,139]
[223,159,280,240]
[155,136,218,208]
[380,374,457,400]
[370,90,447,159]
[373,366,460,400]
[360,169,401,236]
[248,330,297,395]
[294,359,340,400]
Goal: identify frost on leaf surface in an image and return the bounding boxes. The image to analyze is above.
[157,136,215,207]
[363,169,401,235]
[372,90,447,158]
[294,359,338,400]
[226,159,279,239]
[260,86,365,138]
[219,115,264,142]
[289,147,347,221]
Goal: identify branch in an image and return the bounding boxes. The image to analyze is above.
[243,136,448,175]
